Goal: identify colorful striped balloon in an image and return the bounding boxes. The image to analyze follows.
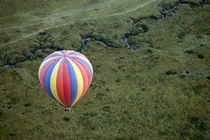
[38,50,93,107]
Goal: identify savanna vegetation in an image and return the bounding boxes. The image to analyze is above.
[0,0,210,139]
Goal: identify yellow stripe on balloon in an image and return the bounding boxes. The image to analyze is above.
[50,59,63,105]
[69,55,93,72]
[67,58,84,107]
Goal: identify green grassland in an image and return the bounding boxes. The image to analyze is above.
[0,0,210,139]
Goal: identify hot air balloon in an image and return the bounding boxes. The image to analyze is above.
[38,50,93,110]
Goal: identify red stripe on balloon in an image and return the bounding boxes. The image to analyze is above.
[63,58,71,107]
[56,58,66,106]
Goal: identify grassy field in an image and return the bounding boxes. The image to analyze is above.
[0,0,210,139]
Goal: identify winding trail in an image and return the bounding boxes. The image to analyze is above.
[0,0,156,31]
[0,0,115,31]
[2,0,207,49]
[1,0,156,47]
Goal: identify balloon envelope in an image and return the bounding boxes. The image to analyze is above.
[38,50,93,107]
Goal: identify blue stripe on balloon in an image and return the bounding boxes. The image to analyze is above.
[45,58,63,105]
[66,58,78,106]
[69,56,93,81]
